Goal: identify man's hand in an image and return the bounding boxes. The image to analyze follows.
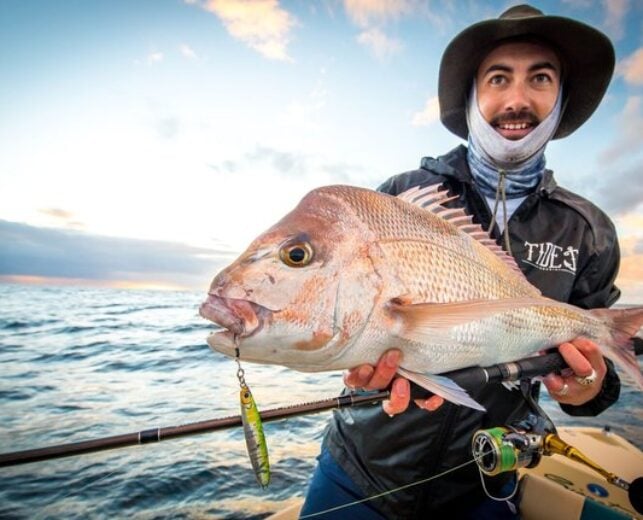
[343,349,444,415]
[543,338,607,406]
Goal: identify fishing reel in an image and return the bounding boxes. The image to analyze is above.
[470,378,643,516]
[472,378,555,477]
[472,419,545,476]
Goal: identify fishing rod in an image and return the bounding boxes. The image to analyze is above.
[3,340,641,468]
[0,391,388,467]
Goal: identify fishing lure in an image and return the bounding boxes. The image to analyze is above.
[234,339,270,488]
[239,383,271,488]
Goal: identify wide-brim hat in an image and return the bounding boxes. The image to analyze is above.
[439,4,615,140]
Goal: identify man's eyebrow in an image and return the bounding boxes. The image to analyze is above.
[481,64,512,76]
[481,61,559,76]
[528,61,558,73]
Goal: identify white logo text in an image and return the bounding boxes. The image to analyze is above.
[522,241,579,275]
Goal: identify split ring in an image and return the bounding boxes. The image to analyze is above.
[575,368,598,386]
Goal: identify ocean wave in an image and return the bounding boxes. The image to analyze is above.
[0,318,60,330]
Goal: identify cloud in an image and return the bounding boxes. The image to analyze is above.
[615,251,643,304]
[208,145,364,183]
[602,0,629,40]
[343,1,415,60]
[560,0,593,6]
[633,237,643,255]
[243,146,367,181]
[246,146,305,174]
[356,27,402,60]
[343,0,415,27]
[618,48,643,86]
[0,220,233,290]
[180,43,198,60]
[200,0,296,61]
[38,208,85,230]
[320,161,364,184]
[156,116,180,139]
[286,85,327,115]
[208,159,239,173]
[147,52,164,64]
[585,159,643,215]
[411,95,440,126]
[207,146,304,177]
[554,98,640,215]
[598,96,643,164]
[40,208,74,220]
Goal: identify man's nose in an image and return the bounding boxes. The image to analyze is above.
[503,82,530,112]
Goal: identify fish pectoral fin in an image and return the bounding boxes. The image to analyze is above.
[397,367,486,411]
[502,381,520,392]
[389,297,550,341]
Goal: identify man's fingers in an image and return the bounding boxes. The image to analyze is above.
[343,365,374,389]
[545,338,607,405]
[364,350,401,390]
[569,338,606,375]
[382,377,410,415]
[558,342,593,377]
[542,373,565,394]
[343,350,402,391]
[414,395,444,412]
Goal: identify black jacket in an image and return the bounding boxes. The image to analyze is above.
[324,145,621,518]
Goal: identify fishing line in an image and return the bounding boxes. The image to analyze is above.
[299,449,496,518]
[478,467,519,503]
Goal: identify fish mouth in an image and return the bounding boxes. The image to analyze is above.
[199,293,274,339]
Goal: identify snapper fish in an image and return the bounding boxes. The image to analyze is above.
[199,184,643,410]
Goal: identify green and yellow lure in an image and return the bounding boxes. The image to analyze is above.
[240,384,270,488]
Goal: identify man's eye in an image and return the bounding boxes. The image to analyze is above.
[489,75,506,85]
[533,73,552,83]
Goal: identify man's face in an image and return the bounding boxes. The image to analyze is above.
[476,41,561,141]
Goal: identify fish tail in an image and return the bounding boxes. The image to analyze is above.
[590,306,643,390]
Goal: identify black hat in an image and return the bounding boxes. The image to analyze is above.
[438,4,615,139]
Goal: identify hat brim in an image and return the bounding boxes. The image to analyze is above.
[439,15,615,140]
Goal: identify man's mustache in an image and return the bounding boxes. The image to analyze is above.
[490,111,540,126]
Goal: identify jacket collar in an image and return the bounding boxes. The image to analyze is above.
[420,145,558,196]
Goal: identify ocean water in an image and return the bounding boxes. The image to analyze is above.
[0,283,640,519]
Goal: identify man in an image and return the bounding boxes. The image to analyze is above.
[301,5,621,519]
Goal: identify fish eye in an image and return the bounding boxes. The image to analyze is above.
[280,242,314,267]
[243,391,250,399]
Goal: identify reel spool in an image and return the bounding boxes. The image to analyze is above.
[472,426,543,476]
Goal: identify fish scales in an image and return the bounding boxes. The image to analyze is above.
[200,185,643,409]
[336,186,538,300]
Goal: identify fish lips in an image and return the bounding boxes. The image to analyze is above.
[199,293,273,339]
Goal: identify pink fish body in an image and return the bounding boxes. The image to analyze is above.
[200,185,643,409]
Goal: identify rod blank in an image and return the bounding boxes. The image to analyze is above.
[0,392,389,467]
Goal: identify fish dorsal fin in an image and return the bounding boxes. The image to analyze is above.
[397,184,523,276]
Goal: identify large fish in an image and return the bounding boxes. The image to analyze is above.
[199,184,643,409]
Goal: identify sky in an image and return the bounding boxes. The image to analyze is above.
[0,0,641,301]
